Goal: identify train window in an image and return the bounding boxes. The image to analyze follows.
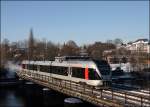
[60,67,68,76]
[51,66,56,73]
[25,64,27,69]
[22,64,25,69]
[47,66,53,73]
[97,65,110,75]
[72,67,85,79]
[26,64,37,71]
[88,69,101,80]
[40,65,50,73]
[94,60,111,75]
[26,64,28,69]
[32,65,37,71]
[51,66,68,76]
[27,64,33,70]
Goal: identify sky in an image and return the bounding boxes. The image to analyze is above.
[1,1,149,45]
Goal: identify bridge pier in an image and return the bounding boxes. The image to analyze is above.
[64,98,83,107]
[42,87,67,106]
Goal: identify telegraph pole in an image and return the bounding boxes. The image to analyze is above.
[148,0,150,92]
[45,39,47,60]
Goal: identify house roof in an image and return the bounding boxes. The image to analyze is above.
[135,39,148,42]
[127,38,148,44]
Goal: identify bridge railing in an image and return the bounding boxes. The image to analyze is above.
[17,69,150,107]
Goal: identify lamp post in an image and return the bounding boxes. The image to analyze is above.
[45,40,47,60]
[147,38,150,93]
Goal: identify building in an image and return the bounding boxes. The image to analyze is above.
[126,39,150,53]
[103,38,150,72]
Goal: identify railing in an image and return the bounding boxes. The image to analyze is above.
[103,89,150,107]
[16,69,150,107]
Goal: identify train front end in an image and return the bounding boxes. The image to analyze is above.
[94,60,112,88]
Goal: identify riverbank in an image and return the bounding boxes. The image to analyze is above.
[0,66,20,87]
[112,71,150,89]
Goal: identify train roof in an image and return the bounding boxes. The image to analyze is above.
[55,56,91,61]
[23,60,95,66]
[21,56,109,69]
[22,56,96,68]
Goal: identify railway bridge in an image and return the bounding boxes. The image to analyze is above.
[15,68,150,107]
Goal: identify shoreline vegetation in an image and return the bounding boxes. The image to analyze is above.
[1,30,150,73]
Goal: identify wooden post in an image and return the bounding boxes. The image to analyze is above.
[70,80,71,89]
[52,77,53,84]
[141,97,143,107]
[92,86,95,98]
[83,84,85,93]
[48,76,50,83]
[65,80,66,88]
[101,89,102,98]
[60,79,61,87]
[125,93,126,104]
[76,83,78,92]
[112,88,113,100]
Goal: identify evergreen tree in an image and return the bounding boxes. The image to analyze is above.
[28,28,34,60]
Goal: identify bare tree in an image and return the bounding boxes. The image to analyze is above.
[113,38,123,46]
[87,41,116,60]
[46,41,59,60]
[60,40,80,56]
[1,39,10,64]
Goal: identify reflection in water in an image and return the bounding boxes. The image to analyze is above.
[0,88,25,107]
[0,69,96,107]
[0,86,96,107]
[0,86,66,107]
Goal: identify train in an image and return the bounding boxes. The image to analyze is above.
[21,56,112,88]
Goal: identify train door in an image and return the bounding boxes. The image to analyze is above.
[49,62,53,77]
[68,67,72,77]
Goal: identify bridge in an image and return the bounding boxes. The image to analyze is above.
[16,68,150,107]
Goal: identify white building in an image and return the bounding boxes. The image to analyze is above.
[110,63,131,72]
[126,39,150,53]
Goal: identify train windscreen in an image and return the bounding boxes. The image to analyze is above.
[94,60,111,75]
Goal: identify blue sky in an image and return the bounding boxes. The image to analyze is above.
[1,1,149,45]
